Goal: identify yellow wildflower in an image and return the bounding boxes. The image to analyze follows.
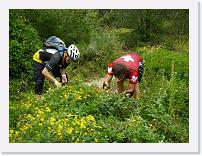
[50,117,56,122]
[80,122,86,129]
[58,124,63,130]
[27,114,32,118]
[40,118,44,122]
[66,127,73,134]
[49,117,56,126]
[76,95,82,100]
[48,127,51,132]
[15,131,19,136]
[80,118,86,124]
[64,94,68,98]
[37,109,44,115]
[57,132,62,136]
[86,115,95,122]
[46,107,51,113]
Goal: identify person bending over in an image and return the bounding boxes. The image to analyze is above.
[103,52,144,98]
[33,36,80,95]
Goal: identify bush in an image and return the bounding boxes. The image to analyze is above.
[9,11,42,80]
[24,10,95,45]
[10,67,189,143]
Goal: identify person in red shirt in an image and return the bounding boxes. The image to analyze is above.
[103,52,144,98]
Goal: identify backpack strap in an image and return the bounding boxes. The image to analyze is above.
[59,51,64,57]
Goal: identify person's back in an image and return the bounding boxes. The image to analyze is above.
[111,52,143,75]
[33,48,60,63]
[33,36,66,65]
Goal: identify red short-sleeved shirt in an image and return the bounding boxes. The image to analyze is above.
[107,52,143,84]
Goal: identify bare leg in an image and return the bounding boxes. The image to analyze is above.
[117,80,124,93]
[134,83,141,98]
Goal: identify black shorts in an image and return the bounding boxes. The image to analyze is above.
[138,61,144,83]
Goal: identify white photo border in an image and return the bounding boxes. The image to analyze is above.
[0,0,199,153]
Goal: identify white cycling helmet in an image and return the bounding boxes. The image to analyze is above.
[67,44,80,61]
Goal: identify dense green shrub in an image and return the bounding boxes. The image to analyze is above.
[10,53,189,143]
[24,10,96,45]
[137,46,189,81]
[9,11,42,80]
[67,28,125,79]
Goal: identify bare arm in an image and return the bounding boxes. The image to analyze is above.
[60,68,66,75]
[126,83,135,93]
[124,83,135,97]
[133,83,141,98]
[42,67,61,87]
[125,83,141,98]
[60,68,68,84]
[103,74,113,89]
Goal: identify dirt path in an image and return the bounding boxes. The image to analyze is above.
[84,78,105,88]
[84,77,117,93]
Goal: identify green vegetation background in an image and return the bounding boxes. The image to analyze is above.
[9,9,189,143]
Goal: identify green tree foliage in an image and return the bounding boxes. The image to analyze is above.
[99,9,188,49]
[23,10,98,45]
[9,10,42,80]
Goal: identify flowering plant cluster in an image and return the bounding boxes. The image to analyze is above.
[10,46,189,143]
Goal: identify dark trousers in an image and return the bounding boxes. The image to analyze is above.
[33,61,67,95]
[33,61,45,95]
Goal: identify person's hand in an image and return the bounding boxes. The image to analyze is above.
[54,80,62,88]
[124,91,133,98]
[62,75,68,84]
[103,81,110,90]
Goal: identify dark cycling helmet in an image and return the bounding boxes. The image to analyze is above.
[44,36,66,47]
